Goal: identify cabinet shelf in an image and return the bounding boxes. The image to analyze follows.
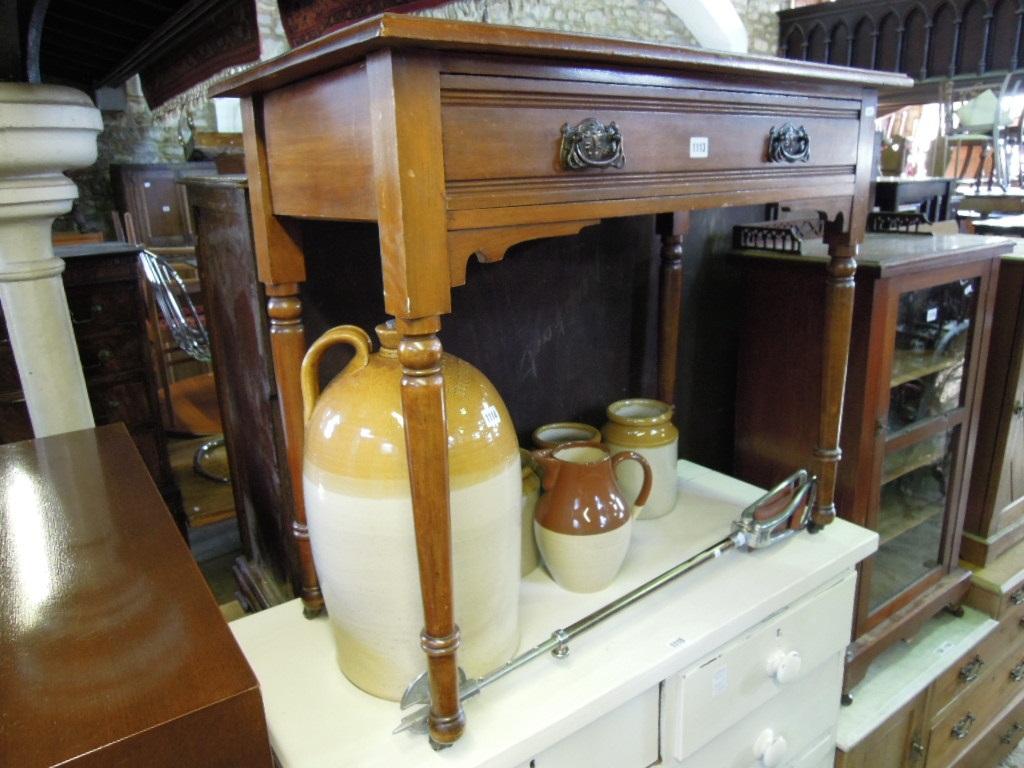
[890,349,962,388]
[877,495,944,546]
[882,442,947,485]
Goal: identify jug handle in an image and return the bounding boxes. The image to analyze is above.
[611,450,653,512]
[301,325,372,424]
[530,447,559,490]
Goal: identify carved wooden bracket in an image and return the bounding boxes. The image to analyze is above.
[447,220,599,287]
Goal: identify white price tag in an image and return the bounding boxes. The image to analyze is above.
[926,307,938,322]
[712,666,728,697]
[690,136,709,159]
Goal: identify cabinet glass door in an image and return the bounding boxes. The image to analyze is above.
[888,279,979,433]
[871,428,957,611]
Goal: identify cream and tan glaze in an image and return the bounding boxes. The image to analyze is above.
[602,398,679,519]
[300,323,521,699]
[532,422,602,450]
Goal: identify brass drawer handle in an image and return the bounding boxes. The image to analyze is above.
[71,302,104,325]
[1015,400,1024,417]
[951,712,976,740]
[910,737,925,761]
[959,655,984,683]
[1001,723,1023,744]
[768,123,810,163]
[559,118,624,170]
[1011,587,1024,605]
[1012,660,1024,682]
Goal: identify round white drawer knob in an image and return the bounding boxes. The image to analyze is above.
[753,728,788,767]
[766,649,802,684]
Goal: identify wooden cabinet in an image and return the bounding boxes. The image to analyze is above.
[0,243,182,534]
[962,254,1024,565]
[734,233,1010,693]
[110,162,217,247]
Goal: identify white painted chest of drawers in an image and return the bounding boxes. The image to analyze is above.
[230,462,876,768]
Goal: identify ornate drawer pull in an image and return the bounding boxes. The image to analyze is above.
[1001,723,1023,744]
[1011,587,1024,605]
[910,737,925,761]
[767,123,810,163]
[1012,660,1024,682]
[959,655,984,683]
[951,712,976,740]
[560,118,625,170]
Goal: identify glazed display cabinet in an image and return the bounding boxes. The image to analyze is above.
[734,232,1011,694]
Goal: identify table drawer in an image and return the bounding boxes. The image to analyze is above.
[440,75,861,211]
[674,651,844,768]
[666,571,855,761]
[528,684,659,768]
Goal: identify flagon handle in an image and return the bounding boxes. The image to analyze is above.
[300,325,372,424]
[611,450,652,510]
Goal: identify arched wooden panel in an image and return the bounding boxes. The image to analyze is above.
[830,21,852,65]
[989,0,1018,70]
[784,25,806,59]
[902,6,928,78]
[959,0,988,74]
[807,23,828,62]
[877,12,901,70]
[852,17,876,68]
[927,2,957,77]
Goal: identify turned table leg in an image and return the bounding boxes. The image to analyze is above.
[656,212,689,405]
[266,285,323,618]
[815,239,858,528]
[397,322,463,748]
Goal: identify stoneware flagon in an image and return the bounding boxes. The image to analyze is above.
[602,398,679,519]
[532,442,652,592]
[301,323,521,700]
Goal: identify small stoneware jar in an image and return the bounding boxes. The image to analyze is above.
[532,422,601,450]
[520,449,541,575]
[602,398,679,519]
[532,442,651,592]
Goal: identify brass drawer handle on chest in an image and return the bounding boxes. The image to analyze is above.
[1014,400,1024,417]
[1001,723,1023,744]
[951,712,976,740]
[1011,660,1024,682]
[1011,587,1024,605]
[959,655,984,683]
[767,123,810,164]
[559,118,625,170]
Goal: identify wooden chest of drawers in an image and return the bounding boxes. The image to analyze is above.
[0,242,182,533]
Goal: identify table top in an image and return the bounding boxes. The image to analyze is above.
[230,460,877,768]
[0,424,264,766]
[972,213,1024,234]
[216,13,910,98]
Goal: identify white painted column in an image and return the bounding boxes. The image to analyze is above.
[0,84,103,437]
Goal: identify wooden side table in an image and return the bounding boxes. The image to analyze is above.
[215,14,909,745]
[0,424,273,767]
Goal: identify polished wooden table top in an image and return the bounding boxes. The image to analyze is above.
[0,424,271,767]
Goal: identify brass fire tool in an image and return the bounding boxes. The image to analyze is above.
[395,469,817,739]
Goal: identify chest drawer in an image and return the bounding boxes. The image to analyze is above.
[666,571,855,761]
[930,622,1007,719]
[674,650,844,768]
[439,75,861,212]
[526,684,659,768]
[949,690,1024,768]
[65,282,139,336]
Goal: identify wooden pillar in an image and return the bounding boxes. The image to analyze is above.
[655,212,689,405]
[397,321,463,748]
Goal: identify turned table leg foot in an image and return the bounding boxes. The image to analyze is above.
[398,324,465,746]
